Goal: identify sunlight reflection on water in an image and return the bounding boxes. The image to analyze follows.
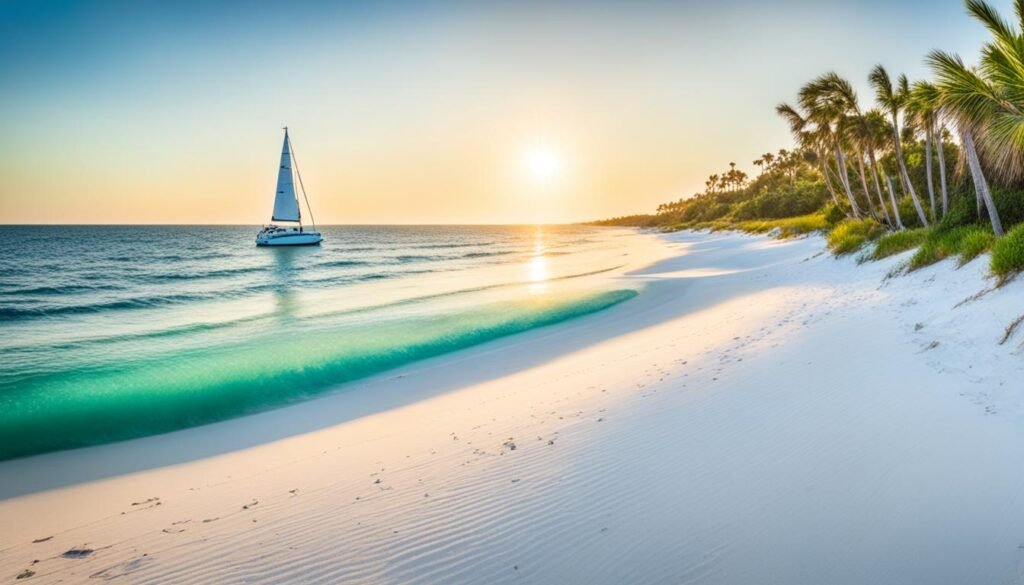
[528,228,549,292]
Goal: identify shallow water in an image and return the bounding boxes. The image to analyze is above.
[0,225,642,459]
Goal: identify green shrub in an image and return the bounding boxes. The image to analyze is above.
[992,187,1024,228]
[871,228,927,260]
[934,192,977,233]
[827,218,885,255]
[896,196,927,229]
[675,196,733,223]
[822,203,846,226]
[991,223,1024,277]
[732,179,830,221]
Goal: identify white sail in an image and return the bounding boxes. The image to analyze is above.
[271,131,301,222]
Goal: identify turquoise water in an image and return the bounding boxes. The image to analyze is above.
[0,226,639,460]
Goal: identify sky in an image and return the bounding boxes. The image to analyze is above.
[0,0,1012,224]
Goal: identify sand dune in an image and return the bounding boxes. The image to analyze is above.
[3,230,1024,584]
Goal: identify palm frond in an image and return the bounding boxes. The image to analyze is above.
[776,103,807,135]
[927,49,1002,126]
[869,64,895,110]
[967,0,1016,45]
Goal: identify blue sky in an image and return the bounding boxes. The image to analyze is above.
[0,0,1012,223]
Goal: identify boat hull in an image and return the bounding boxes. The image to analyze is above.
[256,232,323,246]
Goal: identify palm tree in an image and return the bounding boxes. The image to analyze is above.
[883,173,906,230]
[819,73,894,224]
[959,0,1024,183]
[869,65,931,227]
[862,109,899,226]
[927,50,1004,235]
[840,114,882,222]
[922,0,1024,236]
[706,174,720,194]
[797,74,863,217]
[907,80,944,220]
[846,116,893,225]
[936,123,950,219]
[776,102,843,209]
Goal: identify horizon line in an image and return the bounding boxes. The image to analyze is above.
[0,222,605,227]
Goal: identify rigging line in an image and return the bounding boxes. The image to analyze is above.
[288,132,317,231]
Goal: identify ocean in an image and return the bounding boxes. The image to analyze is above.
[0,225,643,460]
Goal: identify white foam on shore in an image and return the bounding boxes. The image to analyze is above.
[3,230,1024,584]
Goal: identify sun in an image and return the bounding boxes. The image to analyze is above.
[525,146,562,183]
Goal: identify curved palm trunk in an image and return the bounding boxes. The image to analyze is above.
[867,149,894,226]
[936,122,948,218]
[890,113,929,227]
[962,127,1003,236]
[855,151,879,221]
[880,172,905,228]
[884,172,906,230]
[834,145,861,218]
[817,152,841,208]
[924,127,936,221]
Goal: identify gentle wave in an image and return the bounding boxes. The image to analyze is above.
[305,265,628,324]
[0,289,638,460]
[1,265,627,356]
[405,242,485,250]
[461,250,515,259]
[315,259,375,268]
[132,265,267,282]
[0,270,441,321]
[394,254,444,263]
[0,295,208,320]
[0,283,124,296]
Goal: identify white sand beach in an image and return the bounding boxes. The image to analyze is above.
[3,229,1024,584]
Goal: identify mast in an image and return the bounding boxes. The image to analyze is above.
[288,128,317,232]
[285,127,301,227]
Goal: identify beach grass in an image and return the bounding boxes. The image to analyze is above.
[827,218,885,255]
[871,228,928,260]
[665,212,828,238]
[991,223,1024,277]
[735,213,829,237]
[909,225,995,271]
[958,228,996,265]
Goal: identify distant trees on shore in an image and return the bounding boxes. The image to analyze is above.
[602,0,1024,244]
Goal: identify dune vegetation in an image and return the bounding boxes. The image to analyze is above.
[593,0,1024,279]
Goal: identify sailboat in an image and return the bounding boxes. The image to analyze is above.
[256,127,323,246]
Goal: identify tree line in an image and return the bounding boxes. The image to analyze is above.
[597,0,1024,241]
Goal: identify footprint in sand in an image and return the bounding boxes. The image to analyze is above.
[161,526,187,534]
[89,556,155,580]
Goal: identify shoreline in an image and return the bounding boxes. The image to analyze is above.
[0,225,666,463]
[3,230,1024,583]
